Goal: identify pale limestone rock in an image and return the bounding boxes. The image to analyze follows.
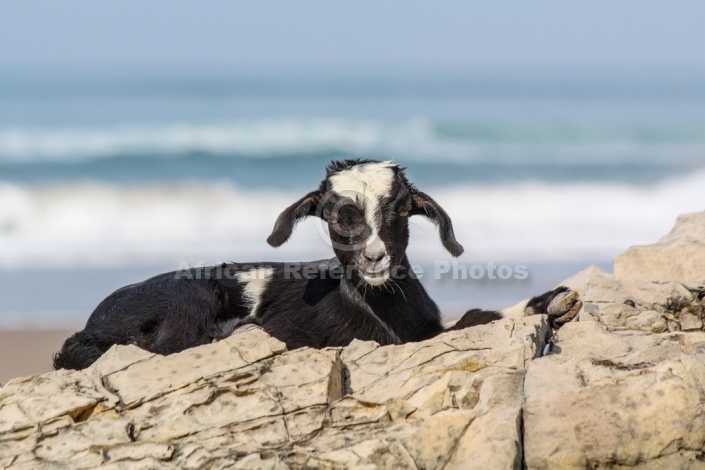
[0,317,549,469]
[0,369,108,434]
[297,317,548,469]
[615,211,705,286]
[582,273,703,333]
[524,321,705,469]
[88,343,155,377]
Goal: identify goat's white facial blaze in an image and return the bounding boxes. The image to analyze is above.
[328,161,395,286]
[236,267,274,316]
[328,161,396,203]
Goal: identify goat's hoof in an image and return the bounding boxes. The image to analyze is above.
[547,289,582,326]
[525,286,582,328]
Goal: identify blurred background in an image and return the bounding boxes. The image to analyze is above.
[0,0,703,349]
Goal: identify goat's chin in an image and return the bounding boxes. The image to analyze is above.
[361,272,389,287]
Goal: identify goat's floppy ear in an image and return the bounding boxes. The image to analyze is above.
[410,190,464,257]
[267,190,322,247]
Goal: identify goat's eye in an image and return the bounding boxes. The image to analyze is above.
[396,208,409,217]
[329,217,339,225]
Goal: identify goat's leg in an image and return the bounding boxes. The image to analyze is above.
[501,286,582,327]
[211,315,263,341]
[525,286,581,328]
[452,286,582,332]
[446,309,504,331]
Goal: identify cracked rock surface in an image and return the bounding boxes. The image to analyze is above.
[524,321,705,469]
[0,318,548,469]
[525,211,705,469]
[2,210,705,469]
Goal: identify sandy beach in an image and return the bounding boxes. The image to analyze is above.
[0,330,74,384]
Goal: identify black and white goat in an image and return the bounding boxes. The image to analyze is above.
[54,159,581,370]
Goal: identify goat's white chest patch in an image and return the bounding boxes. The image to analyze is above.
[235,267,274,316]
[328,161,395,236]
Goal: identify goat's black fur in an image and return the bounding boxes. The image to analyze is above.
[53,259,444,370]
[448,309,504,330]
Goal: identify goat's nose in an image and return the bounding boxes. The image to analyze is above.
[364,237,386,263]
[364,250,385,263]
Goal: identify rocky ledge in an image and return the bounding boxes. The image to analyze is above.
[1,211,704,469]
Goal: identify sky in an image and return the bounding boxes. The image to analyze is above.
[1,0,704,70]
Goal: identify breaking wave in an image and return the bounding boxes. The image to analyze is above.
[1,170,703,268]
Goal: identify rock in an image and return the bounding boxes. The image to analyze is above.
[0,319,550,469]
[524,321,705,469]
[522,210,705,468]
[524,320,704,463]
[615,211,705,286]
[582,273,703,333]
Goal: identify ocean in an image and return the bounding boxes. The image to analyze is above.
[1,66,703,328]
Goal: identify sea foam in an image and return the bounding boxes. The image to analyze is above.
[1,170,703,269]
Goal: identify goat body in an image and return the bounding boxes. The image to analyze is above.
[54,159,576,371]
[53,258,452,370]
